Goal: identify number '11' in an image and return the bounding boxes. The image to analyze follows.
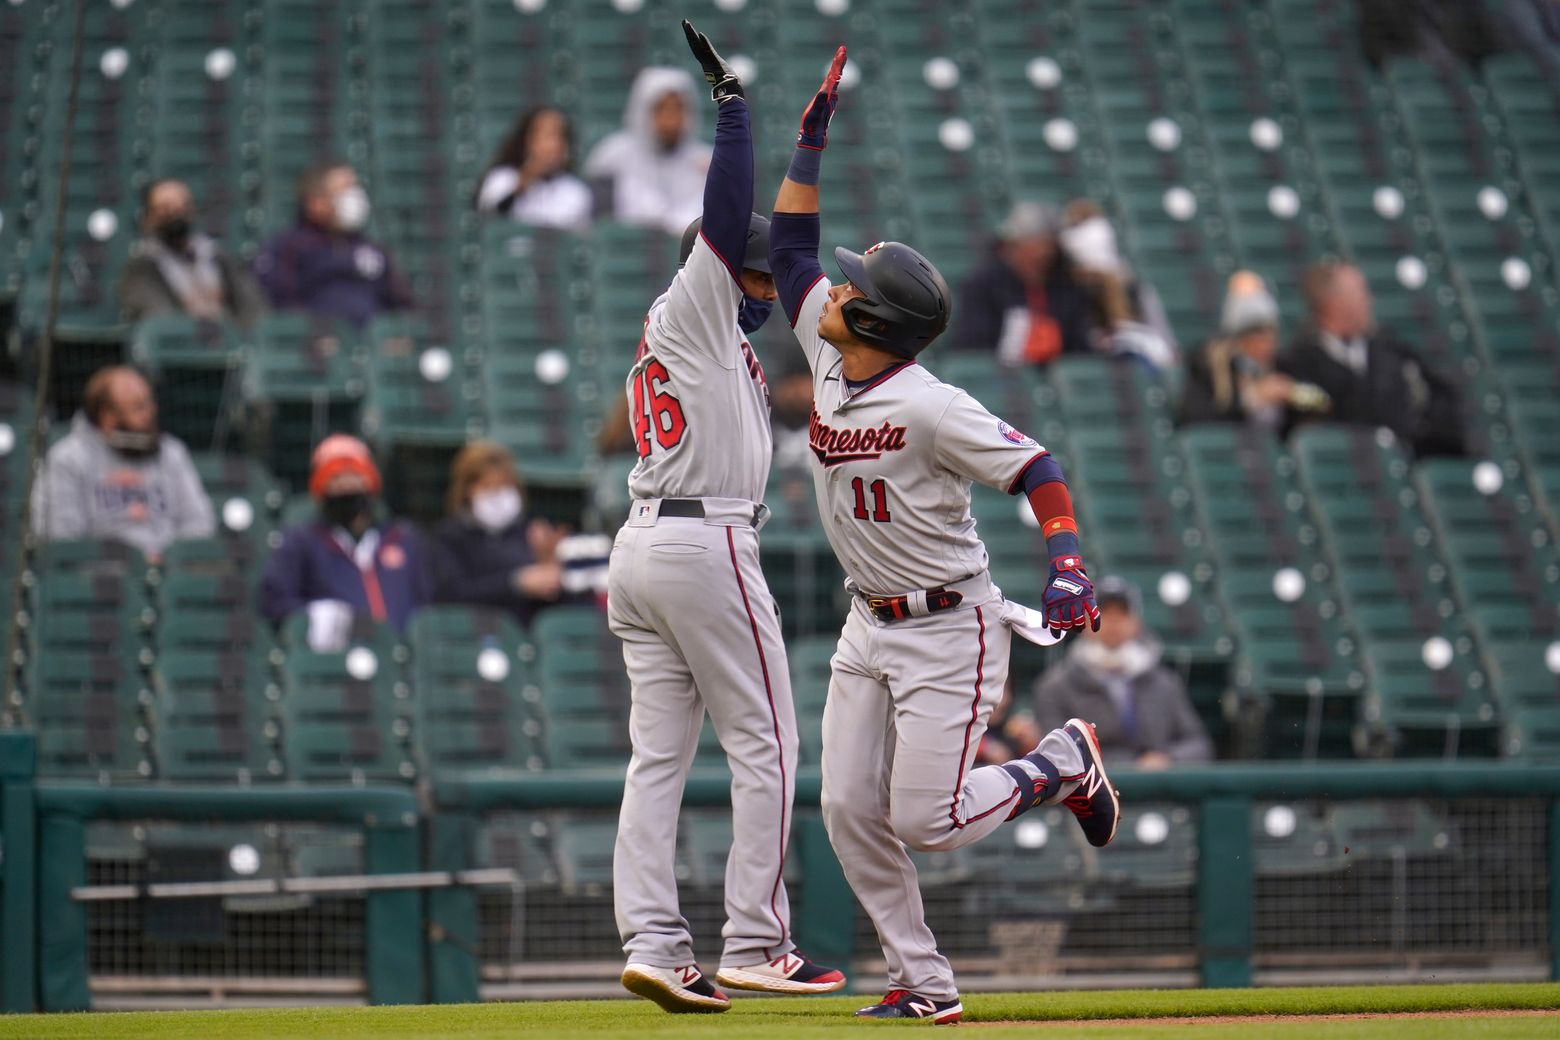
[851,477,891,522]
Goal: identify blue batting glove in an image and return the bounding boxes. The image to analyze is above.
[1044,555,1101,636]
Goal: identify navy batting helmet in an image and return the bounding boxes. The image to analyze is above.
[678,213,773,274]
[833,241,951,358]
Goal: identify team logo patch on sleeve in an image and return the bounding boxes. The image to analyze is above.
[998,420,1037,446]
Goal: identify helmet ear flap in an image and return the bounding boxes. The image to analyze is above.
[841,297,915,359]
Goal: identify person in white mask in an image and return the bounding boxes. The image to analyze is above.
[1031,576,1213,769]
[1058,198,1179,370]
[253,161,413,328]
[429,441,570,627]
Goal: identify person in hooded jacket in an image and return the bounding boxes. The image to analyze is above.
[253,161,412,329]
[1031,576,1213,769]
[583,66,711,235]
[31,366,215,563]
[429,441,569,628]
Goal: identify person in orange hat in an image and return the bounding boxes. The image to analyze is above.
[259,434,432,641]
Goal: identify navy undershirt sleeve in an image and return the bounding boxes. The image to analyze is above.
[1014,451,1067,495]
[700,98,754,282]
[771,212,826,325]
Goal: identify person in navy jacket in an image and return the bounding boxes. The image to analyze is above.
[253,162,412,329]
[260,434,431,634]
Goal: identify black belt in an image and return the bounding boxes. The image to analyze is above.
[861,587,964,623]
[660,499,762,526]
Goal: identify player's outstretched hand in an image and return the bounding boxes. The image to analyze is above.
[683,19,743,103]
[798,45,847,149]
[1043,555,1102,636]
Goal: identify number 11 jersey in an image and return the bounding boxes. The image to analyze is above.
[787,279,1047,595]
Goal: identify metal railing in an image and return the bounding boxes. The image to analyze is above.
[3,730,1558,1011]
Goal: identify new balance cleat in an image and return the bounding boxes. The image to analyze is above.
[854,989,963,1023]
[716,951,846,993]
[1062,717,1121,847]
[620,962,731,1013]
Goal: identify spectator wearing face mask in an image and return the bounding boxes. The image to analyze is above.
[31,365,215,563]
[429,441,569,627]
[1032,576,1212,770]
[476,106,593,230]
[1059,199,1179,370]
[260,435,432,639]
[118,178,267,328]
[253,161,413,329]
[583,66,711,234]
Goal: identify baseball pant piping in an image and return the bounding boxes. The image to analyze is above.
[610,520,799,970]
[819,599,1027,1002]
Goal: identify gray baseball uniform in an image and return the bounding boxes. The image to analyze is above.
[785,279,1087,1001]
[608,227,801,972]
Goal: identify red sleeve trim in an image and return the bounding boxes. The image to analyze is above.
[789,271,829,328]
[1007,451,1050,495]
[697,228,747,289]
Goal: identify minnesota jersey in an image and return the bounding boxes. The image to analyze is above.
[625,236,773,503]
[788,280,1044,594]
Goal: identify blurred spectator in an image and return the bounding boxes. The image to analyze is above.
[1032,577,1212,770]
[475,106,593,230]
[770,363,815,475]
[975,682,1044,767]
[260,435,431,643]
[953,200,1093,363]
[1494,0,1560,80]
[1060,199,1178,370]
[430,441,569,628]
[584,67,710,234]
[118,178,266,328]
[31,366,214,562]
[254,162,412,329]
[1282,262,1466,457]
[1180,271,1329,430]
[1357,0,1502,72]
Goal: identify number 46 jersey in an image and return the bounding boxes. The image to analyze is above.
[788,280,1046,595]
[625,235,774,504]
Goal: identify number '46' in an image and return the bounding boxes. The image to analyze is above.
[631,359,687,458]
[851,477,891,523]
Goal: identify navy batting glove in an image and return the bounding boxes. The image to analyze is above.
[1044,555,1101,636]
[798,45,847,149]
[683,19,744,103]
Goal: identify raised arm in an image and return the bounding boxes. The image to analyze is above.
[771,46,846,324]
[683,20,753,284]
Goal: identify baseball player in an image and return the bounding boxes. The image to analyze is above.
[608,21,846,1014]
[768,48,1120,1022]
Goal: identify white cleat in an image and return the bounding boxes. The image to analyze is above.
[715,951,847,993]
[620,962,731,1013]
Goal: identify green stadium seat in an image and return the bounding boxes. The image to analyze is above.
[1503,706,1560,761]
[154,647,281,781]
[409,606,544,773]
[1485,640,1560,713]
[1358,639,1499,759]
[1417,458,1560,645]
[27,652,154,781]
[552,814,618,893]
[276,613,414,782]
[246,314,366,491]
[130,315,246,451]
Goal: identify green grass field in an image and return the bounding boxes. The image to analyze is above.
[2,983,1557,1039]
